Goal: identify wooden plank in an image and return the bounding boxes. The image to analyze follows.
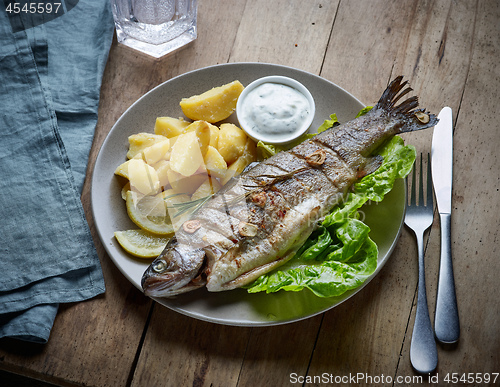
[390,7,478,379]
[380,4,478,379]
[305,1,424,383]
[236,316,322,386]
[396,0,500,381]
[320,0,420,103]
[392,0,477,153]
[132,306,251,387]
[229,0,339,74]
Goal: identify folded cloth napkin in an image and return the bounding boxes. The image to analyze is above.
[0,1,114,343]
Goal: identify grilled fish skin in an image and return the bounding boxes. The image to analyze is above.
[141,76,438,297]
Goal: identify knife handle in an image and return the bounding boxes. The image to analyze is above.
[434,213,460,344]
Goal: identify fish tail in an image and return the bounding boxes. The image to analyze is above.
[375,76,438,132]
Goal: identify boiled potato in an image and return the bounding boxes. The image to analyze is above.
[221,137,257,185]
[169,131,204,177]
[115,159,133,179]
[127,159,160,195]
[184,120,211,156]
[154,117,191,138]
[167,168,207,195]
[191,176,222,201]
[204,145,227,179]
[167,134,180,149]
[153,159,171,189]
[127,133,168,159]
[217,123,247,165]
[208,123,219,148]
[180,80,244,123]
[140,139,170,165]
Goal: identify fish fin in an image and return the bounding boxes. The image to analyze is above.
[358,155,383,179]
[375,76,438,132]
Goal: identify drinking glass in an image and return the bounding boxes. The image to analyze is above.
[110,0,198,58]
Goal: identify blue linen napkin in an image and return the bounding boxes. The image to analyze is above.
[0,1,114,343]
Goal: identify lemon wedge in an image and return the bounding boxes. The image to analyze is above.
[126,191,174,235]
[114,229,169,258]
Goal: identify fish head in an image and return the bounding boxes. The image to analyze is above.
[141,239,206,297]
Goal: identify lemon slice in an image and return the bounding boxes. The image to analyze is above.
[121,182,130,200]
[114,229,169,258]
[126,191,174,235]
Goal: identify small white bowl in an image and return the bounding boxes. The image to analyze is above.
[236,75,316,145]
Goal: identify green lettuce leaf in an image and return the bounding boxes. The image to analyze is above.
[353,136,416,201]
[246,108,416,297]
[317,113,340,133]
[247,218,378,297]
[256,141,282,159]
[355,106,373,118]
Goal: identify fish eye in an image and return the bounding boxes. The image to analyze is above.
[152,259,167,273]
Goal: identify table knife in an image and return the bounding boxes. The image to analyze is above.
[431,106,460,344]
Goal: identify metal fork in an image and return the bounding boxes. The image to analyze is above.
[404,153,438,374]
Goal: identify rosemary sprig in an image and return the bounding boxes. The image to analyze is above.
[163,193,213,218]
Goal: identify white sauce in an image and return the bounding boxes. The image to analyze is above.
[239,82,311,142]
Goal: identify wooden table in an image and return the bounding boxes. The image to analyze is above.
[1,0,499,386]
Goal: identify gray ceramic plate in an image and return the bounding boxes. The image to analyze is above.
[91,62,405,326]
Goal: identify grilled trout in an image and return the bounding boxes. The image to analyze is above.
[142,76,437,297]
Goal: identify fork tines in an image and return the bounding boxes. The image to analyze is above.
[409,153,433,208]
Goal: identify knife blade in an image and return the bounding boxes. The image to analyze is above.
[431,106,460,344]
[432,107,453,214]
